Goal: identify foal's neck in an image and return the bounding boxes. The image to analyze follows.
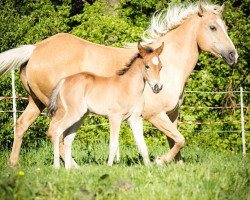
[117,58,145,93]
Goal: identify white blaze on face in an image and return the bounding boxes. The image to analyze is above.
[216,18,235,47]
[152,56,159,65]
[216,18,238,62]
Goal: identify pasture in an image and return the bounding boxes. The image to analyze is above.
[0,140,249,200]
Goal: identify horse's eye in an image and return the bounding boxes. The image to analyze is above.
[210,25,217,31]
[145,65,150,69]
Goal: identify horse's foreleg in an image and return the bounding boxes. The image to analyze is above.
[108,115,122,166]
[128,115,150,165]
[167,109,184,164]
[148,111,185,165]
[9,98,44,167]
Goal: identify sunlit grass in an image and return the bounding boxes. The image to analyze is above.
[0,140,249,200]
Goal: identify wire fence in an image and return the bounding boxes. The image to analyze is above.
[0,70,249,154]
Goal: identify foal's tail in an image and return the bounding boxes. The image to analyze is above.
[0,45,36,76]
[47,79,65,117]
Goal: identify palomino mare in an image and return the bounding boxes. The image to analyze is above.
[47,43,164,169]
[0,1,238,167]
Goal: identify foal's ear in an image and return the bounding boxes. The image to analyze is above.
[138,42,147,57]
[198,0,206,17]
[155,42,164,56]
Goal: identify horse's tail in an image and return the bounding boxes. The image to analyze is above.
[47,79,65,117]
[0,45,36,76]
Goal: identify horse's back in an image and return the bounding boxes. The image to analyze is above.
[24,33,134,106]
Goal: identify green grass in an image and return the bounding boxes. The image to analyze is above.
[0,140,249,200]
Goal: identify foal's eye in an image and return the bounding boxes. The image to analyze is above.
[210,25,217,31]
[145,65,150,70]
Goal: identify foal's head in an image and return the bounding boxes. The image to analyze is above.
[196,1,238,65]
[138,42,164,93]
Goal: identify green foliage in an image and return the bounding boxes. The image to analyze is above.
[0,0,249,154]
[71,1,144,46]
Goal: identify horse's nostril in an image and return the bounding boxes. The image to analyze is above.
[229,51,235,61]
[154,84,159,91]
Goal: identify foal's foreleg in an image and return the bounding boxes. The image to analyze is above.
[148,112,185,165]
[128,115,150,165]
[9,98,44,167]
[108,115,122,166]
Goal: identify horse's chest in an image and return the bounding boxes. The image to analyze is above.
[143,81,183,118]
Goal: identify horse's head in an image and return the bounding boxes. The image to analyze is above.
[138,42,164,93]
[196,1,238,65]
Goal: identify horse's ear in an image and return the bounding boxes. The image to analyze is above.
[219,3,224,14]
[138,42,147,57]
[198,0,206,17]
[155,42,164,56]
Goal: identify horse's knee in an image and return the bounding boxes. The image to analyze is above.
[176,136,185,149]
[15,121,27,139]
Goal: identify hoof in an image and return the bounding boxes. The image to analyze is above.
[155,156,165,166]
[178,159,184,166]
[71,161,79,169]
[8,162,18,168]
[53,164,60,169]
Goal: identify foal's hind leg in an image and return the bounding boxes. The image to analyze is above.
[9,97,44,167]
[48,124,78,168]
[51,111,85,168]
[64,120,82,169]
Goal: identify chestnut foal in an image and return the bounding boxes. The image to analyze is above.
[47,43,164,169]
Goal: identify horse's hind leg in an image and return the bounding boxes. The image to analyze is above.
[9,97,45,167]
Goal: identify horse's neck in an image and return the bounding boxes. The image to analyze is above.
[156,15,200,85]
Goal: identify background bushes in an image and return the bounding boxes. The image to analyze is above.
[0,0,249,153]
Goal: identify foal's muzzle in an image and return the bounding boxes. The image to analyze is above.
[152,83,163,94]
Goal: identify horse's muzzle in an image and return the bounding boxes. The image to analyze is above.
[152,83,163,94]
[221,50,238,65]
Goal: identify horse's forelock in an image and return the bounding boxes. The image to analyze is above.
[142,1,222,45]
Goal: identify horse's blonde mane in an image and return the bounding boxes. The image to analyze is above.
[141,1,221,44]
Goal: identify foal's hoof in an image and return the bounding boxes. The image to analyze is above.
[53,164,60,169]
[8,161,18,168]
[71,161,79,169]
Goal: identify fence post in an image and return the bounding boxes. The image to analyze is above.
[11,69,17,135]
[240,87,246,155]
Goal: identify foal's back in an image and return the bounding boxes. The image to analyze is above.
[58,71,139,117]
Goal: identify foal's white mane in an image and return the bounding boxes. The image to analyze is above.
[141,1,221,44]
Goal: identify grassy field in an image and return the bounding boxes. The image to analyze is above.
[0,140,249,200]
